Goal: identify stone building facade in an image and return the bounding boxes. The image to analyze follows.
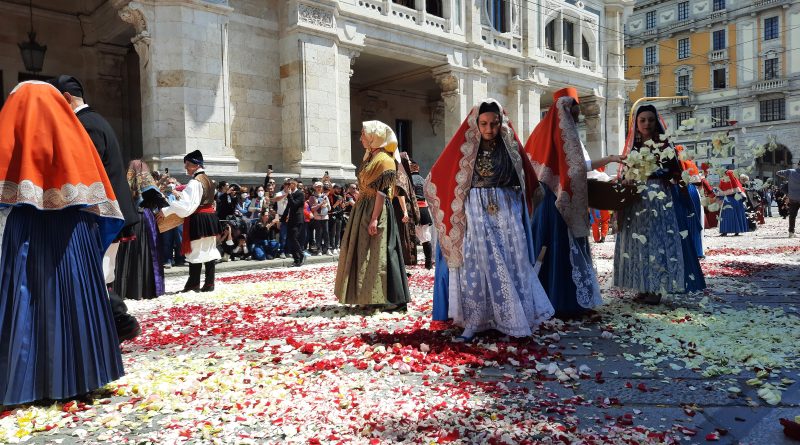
[625,0,800,179]
[1,0,633,181]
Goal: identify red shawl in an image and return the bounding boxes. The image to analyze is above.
[424,99,538,268]
[0,81,123,247]
[719,170,744,195]
[524,87,590,238]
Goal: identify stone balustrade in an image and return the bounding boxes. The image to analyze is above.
[642,64,659,76]
[708,48,728,62]
[750,78,788,92]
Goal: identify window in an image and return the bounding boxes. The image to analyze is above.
[712,30,726,51]
[713,68,726,89]
[645,46,656,65]
[713,0,725,11]
[678,38,690,59]
[545,20,555,50]
[395,119,413,156]
[760,98,785,122]
[563,20,575,56]
[646,11,656,29]
[582,36,590,60]
[678,2,689,21]
[488,0,508,33]
[677,74,690,93]
[645,81,658,97]
[711,106,729,127]
[764,17,779,41]
[765,58,779,80]
[393,0,415,7]
[676,111,693,129]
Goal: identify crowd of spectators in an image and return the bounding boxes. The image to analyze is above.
[155,169,360,267]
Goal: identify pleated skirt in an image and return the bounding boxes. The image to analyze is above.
[431,245,449,321]
[0,206,124,406]
[113,209,165,300]
[719,194,749,234]
[670,186,706,292]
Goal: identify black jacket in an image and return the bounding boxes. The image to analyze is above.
[282,189,306,225]
[76,106,139,231]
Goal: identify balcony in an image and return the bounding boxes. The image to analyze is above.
[709,9,727,21]
[708,48,728,62]
[670,93,692,108]
[751,78,788,92]
[642,64,659,76]
[752,0,788,8]
[356,0,451,34]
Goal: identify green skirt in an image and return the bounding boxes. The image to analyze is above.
[334,195,409,305]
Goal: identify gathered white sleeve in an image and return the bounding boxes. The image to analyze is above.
[161,180,203,218]
[580,142,592,170]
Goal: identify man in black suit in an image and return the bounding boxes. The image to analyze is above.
[49,75,141,343]
[282,178,306,267]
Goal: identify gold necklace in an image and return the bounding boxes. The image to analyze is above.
[476,139,497,178]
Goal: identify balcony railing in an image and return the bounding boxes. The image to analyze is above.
[642,64,659,76]
[708,48,728,62]
[709,9,727,20]
[753,0,782,8]
[356,1,450,33]
[751,78,788,92]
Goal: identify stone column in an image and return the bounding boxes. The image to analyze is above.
[606,81,630,161]
[119,1,238,173]
[280,2,357,179]
[433,68,468,141]
[582,95,606,159]
[508,75,544,138]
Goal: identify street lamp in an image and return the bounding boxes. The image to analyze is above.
[18,0,46,73]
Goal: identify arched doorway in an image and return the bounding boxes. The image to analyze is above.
[756,143,793,179]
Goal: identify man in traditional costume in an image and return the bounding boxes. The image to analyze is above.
[0,81,125,405]
[49,75,141,342]
[159,150,221,292]
[409,159,434,269]
[426,100,553,341]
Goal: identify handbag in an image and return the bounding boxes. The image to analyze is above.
[157,212,184,233]
[587,179,641,211]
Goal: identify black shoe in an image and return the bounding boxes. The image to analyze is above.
[115,314,141,343]
[182,286,200,293]
[200,285,214,292]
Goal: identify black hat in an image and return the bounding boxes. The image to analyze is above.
[478,101,501,116]
[47,75,85,99]
[183,150,204,166]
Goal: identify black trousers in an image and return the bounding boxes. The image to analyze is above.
[287,223,304,263]
[789,199,800,233]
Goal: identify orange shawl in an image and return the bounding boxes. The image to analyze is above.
[0,81,123,247]
[424,99,538,268]
[524,88,590,238]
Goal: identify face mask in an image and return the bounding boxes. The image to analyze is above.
[258,191,265,198]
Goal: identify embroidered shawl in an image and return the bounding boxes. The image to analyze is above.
[524,88,590,238]
[424,99,539,268]
[0,81,123,247]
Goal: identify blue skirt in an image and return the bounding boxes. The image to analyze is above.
[670,186,706,292]
[431,245,449,321]
[686,185,704,257]
[719,194,749,234]
[614,179,686,294]
[532,186,597,317]
[0,206,124,405]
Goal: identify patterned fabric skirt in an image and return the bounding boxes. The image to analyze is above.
[448,188,554,337]
[719,194,749,234]
[531,185,602,317]
[613,179,686,294]
[0,206,124,405]
[685,185,704,257]
[431,245,449,321]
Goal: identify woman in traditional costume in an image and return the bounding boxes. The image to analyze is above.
[426,100,553,341]
[718,170,749,236]
[113,160,166,300]
[614,104,705,304]
[0,82,125,405]
[525,88,623,318]
[334,121,410,310]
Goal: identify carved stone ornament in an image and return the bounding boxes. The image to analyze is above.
[434,73,460,93]
[429,101,445,135]
[299,4,334,29]
[119,6,151,68]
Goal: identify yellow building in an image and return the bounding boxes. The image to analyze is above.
[624,0,800,177]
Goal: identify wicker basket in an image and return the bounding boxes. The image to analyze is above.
[587,179,641,211]
[157,213,184,233]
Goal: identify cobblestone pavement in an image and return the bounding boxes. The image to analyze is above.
[1,218,798,444]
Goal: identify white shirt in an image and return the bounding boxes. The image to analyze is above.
[161,170,205,218]
[274,191,288,215]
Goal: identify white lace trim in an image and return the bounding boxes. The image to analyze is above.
[425,99,530,268]
[0,179,123,219]
[530,97,590,238]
